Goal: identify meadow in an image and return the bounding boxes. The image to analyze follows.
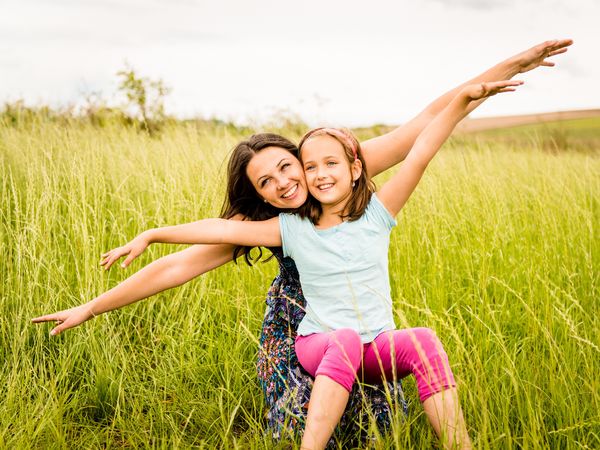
[1,114,598,448]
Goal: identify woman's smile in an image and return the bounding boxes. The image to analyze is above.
[246,146,308,209]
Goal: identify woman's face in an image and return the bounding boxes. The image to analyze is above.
[245,146,308,209]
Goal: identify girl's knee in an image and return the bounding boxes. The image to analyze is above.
[396,327,447,363]
[413,327,443,348]
[330,328,362,366]
[314,329,362,392]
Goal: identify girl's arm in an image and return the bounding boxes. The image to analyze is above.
[361,39,572,177]
[377,80,523,217]
[138,217,281,249]
[32,243,236,335]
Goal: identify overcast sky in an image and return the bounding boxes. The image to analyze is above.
[1,0,598,126]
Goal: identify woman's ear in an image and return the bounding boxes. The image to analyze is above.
[351,159,363,181]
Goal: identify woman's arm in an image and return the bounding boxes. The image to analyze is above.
[32,243,235,335]
[361,39,572,177]
[377,80,522,217]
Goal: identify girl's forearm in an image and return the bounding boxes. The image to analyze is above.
[362,59,515,176]
[144,219,227,246]
[88,244,234,316]
[425,58,517,118]
[407,93,471,169]
[144,217,282,248]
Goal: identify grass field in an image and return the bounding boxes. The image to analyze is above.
[1,115,598,448]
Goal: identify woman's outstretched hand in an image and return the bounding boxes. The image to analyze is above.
[464,80,524,101]
[513,39,573,74]
[31,304,94,336]
[100,234,150,270]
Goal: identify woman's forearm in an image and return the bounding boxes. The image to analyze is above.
[88,244,234,316]
[361,39,571,177]
[362,60,515,176]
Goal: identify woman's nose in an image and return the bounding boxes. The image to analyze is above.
[276,175,290,189]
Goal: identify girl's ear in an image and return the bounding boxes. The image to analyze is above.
[351,159,363,181]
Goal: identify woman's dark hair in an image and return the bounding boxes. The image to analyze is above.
[296,128,375,224]
[220,133,299,265]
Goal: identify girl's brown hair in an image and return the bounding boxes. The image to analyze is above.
[297,128,375,224]
[220,133,299,264]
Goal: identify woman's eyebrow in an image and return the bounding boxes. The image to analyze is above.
[257,158,289,184]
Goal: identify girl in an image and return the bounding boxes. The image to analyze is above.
[86,79,521,448]
[33,41,571,444]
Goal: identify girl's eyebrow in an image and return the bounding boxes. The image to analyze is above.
[303,155,338,165]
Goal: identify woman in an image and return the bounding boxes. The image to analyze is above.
[32,40,572,442]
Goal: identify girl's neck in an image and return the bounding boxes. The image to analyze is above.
[315,199,349,229]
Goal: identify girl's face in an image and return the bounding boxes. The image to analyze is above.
[300,135,362,208]
[245,146,308,209]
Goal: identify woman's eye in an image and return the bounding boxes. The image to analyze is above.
[281,163,290,171]
[261,178,270,187]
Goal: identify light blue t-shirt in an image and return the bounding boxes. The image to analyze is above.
[279,194,397,343]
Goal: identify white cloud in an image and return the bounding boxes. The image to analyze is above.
[1,0,597,125]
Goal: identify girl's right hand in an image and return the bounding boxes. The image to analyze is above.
[464,80,524,101]
[31,304,95,336]
[100,234,150,270]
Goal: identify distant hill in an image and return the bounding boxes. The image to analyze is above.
[456,109,600,133]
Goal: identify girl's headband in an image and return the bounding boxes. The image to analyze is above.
[301,127,358,160]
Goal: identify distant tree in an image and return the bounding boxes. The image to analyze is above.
[117,65,170,133]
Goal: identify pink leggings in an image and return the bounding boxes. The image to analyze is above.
[295,328,456,403]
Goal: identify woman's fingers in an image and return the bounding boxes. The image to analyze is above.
[50,323,68,336]
[31,314,57,323]
[518,39,572,73]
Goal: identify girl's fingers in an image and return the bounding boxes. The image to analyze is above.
[548,48,568,57]
[122,254,136,268]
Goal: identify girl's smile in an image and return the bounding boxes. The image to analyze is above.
[300,135,362,212]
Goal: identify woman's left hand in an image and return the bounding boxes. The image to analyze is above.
[512,39,573,74]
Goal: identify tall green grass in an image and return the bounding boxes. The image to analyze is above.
[1,117,598,448]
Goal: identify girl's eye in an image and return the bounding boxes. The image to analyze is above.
[281,163,290,171]
[327,161,337,167]
[261,178,270,187]
[304,165,315,171]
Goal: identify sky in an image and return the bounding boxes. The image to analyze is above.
[1,0,598,127]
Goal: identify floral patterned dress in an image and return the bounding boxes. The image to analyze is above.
[256,248,408,443]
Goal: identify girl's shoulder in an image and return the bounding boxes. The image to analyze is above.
[364,193,397,230]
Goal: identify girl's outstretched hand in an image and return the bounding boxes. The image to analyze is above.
[32,304,94,336]
[465,80,524,101]
[512,39,572,74]
[100,234,150,270]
